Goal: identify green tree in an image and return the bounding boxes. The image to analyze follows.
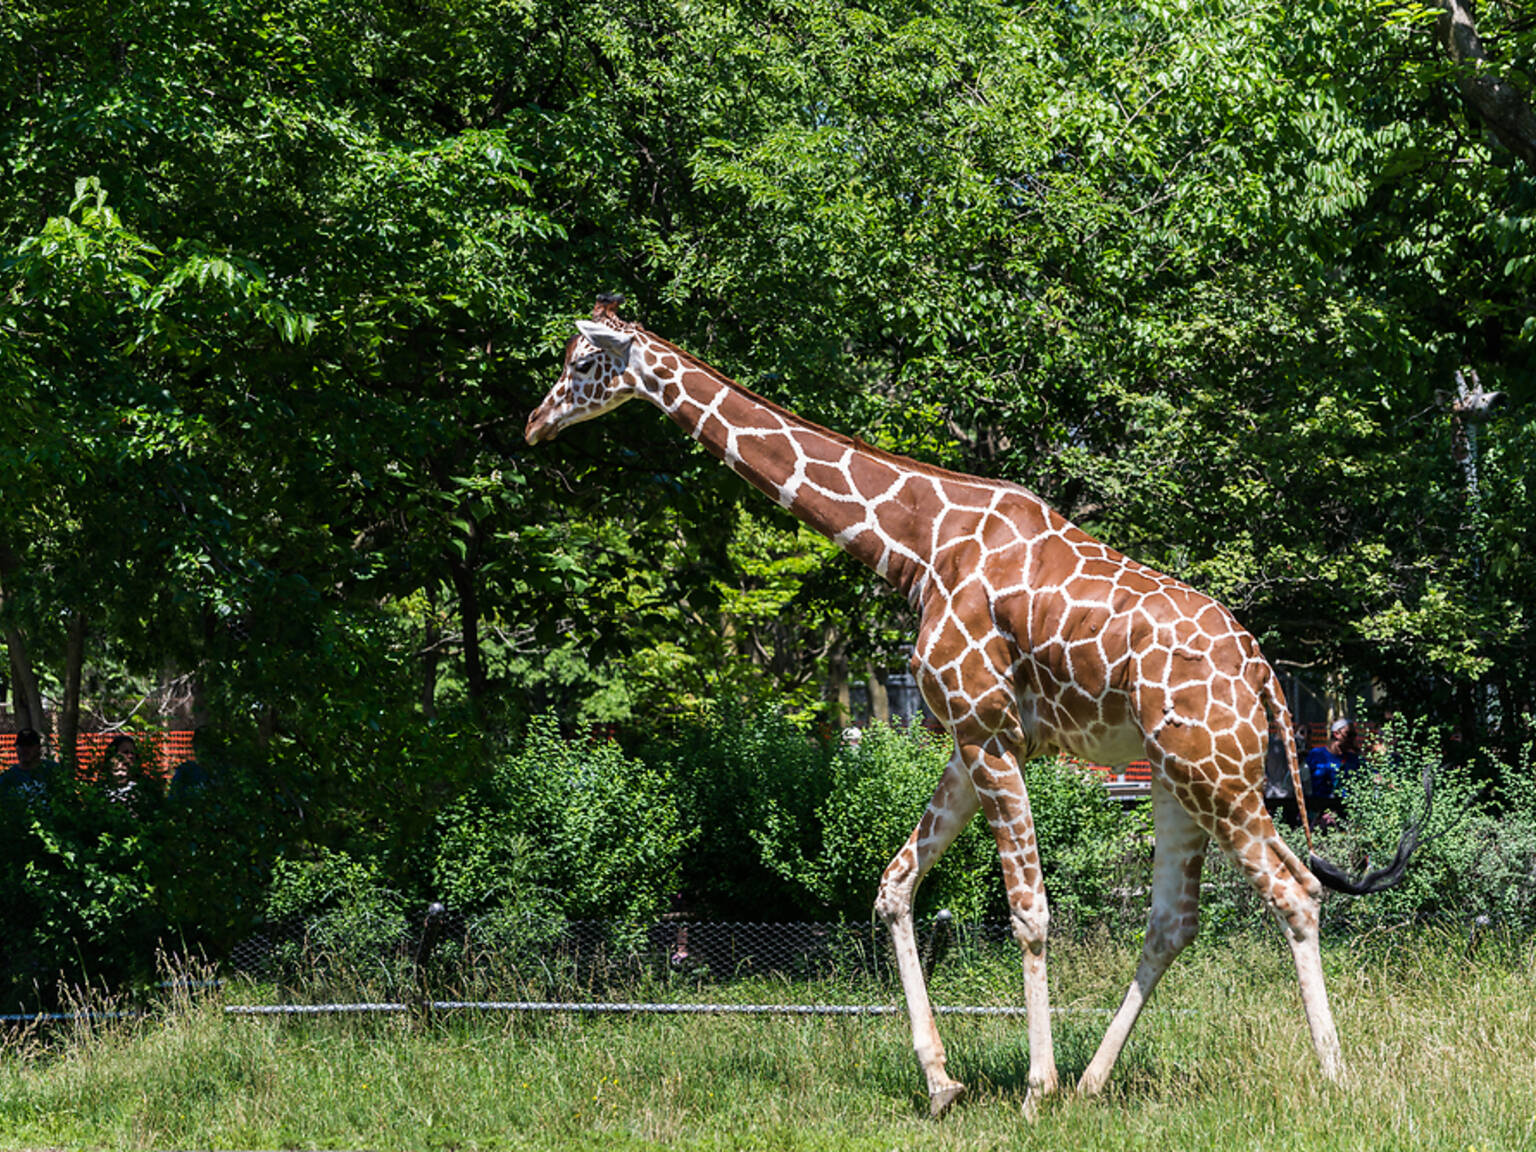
[3,0,1535,996]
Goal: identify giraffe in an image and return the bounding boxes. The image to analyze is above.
[524,295,1424,1116]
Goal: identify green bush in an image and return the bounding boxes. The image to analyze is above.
[1469,768,1536,931]
[4,791,161,1000]
[752,722,1150,925]
[432,804,564,953]
[437,715,694,931]
[1026,756,1150,929]
[263,847,409,984]
[9,709,1536,1013]
[785,722,1003,921]
[0,748,279,1010]
[1313,717,1536,934]
[653,705,836,919]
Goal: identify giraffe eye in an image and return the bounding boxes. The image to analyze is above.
[572,355,598,375]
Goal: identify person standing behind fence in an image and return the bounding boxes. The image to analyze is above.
[1,728,58,806]
[1263,720,1300,828]
[1305,719,1349,824]
[96,735,149,810]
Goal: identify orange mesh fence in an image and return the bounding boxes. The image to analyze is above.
[1074,759,1153,792]
[0,730,196,780]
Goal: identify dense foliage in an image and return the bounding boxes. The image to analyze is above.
[6,713,1534,1009]
[2,0,1535,995]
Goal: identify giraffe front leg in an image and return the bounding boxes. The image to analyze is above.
[965,738,1060,1118]
[875,753,978,1117]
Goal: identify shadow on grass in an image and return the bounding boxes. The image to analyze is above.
[898,1015,1195,1117]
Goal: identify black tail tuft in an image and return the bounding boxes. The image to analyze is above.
[1311,827,1421,895]
[1311,767,1433,896]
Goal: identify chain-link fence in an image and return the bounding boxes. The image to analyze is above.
[224,909,1031,1009]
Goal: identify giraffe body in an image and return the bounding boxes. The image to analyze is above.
[526,298,1401,1114]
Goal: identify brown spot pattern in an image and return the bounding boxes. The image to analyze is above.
[527,300,1349,1107]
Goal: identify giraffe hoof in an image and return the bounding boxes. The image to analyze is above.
[1022,1088,1043,1122]
[929,1081,965,1118]
[1022,1076,1060,1122]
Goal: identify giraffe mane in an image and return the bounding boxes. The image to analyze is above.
[632,323,1023,494]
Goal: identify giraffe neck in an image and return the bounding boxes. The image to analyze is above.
[639,339,939,599]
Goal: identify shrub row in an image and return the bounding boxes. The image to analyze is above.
[2,710,1533,1008]
[253,711,1536,967]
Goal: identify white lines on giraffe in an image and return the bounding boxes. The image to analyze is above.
[525,301,1429,1114]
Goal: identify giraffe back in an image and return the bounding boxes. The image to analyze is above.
[914,490,1272,782]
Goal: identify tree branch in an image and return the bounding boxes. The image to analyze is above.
[1437,0,1536,171]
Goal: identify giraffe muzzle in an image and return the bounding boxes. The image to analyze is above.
[524,407,558,445]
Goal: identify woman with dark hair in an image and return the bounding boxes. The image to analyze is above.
[98,735,141,807]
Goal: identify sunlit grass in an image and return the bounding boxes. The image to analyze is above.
[3,929,1534,1150]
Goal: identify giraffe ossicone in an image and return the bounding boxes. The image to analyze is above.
[525,296,1425,1116]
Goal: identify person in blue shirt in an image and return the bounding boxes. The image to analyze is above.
[1305,719,1349,822]
[0,728,56,805]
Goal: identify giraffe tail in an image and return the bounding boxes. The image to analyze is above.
[1260,662,1433,896]
[1310,767,1435,895]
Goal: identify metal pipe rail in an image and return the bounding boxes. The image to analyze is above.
[222,1000,1141,1018]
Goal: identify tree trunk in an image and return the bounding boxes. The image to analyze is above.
[0,544,45,733]
[447,556,486,702]
[1437,0,1536,172]
[60,611,85,771]
[4,624,44,733]
[257,704,279,747]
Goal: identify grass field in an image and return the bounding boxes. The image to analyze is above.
[2,928,1534,1150]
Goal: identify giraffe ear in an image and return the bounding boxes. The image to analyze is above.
[576,321,633,362]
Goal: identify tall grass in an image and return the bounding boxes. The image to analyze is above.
[3,929,1535,1150]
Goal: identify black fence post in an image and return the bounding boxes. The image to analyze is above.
[412,901,446,1012]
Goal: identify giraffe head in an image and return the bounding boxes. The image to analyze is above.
[524,295,641,445]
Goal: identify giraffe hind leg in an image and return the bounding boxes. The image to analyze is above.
[874,752,979,1115]
[1174,773,1345,1083]
[1173,762,1345,1083]
[1078,780,1208,1096]
[1243,820,1344,1081]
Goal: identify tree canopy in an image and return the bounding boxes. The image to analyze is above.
[2,0,1533,775]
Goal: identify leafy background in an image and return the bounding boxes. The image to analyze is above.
[1,0,1534,999]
